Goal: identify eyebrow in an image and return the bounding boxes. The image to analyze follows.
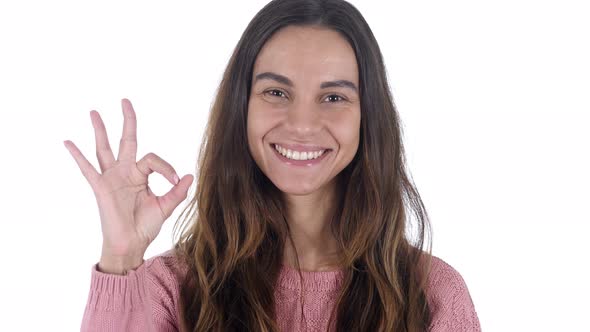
[254,71,358,93]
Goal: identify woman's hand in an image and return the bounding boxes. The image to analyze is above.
[64,98,193,273]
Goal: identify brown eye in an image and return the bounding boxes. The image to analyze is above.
[264,89,287,99]
[325,94,346,103]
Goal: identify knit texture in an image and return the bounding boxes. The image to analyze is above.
[81,250,481,331]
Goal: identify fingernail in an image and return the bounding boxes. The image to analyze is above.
[174,174,180,184]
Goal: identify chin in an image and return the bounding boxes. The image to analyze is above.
[271,178,322,196]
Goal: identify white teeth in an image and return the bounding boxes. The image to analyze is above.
[273,144,326,161]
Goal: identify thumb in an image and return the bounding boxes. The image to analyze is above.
[157,174,194,219]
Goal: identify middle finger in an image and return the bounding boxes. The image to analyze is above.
[90,110,116,172]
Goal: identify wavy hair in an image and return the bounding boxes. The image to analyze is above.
[172,0,433,330]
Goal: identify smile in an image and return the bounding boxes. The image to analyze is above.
[270,143,332,166]
[273,143,326,160]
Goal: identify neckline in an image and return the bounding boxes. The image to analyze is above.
[280,263,344,273]
[277,264,345,292]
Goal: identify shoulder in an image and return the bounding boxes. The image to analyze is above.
[141,249,188,320]
[425,255,482,332]
[145,248,188,281]
[425,255,472,298]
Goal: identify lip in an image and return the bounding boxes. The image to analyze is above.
[270,143,331,166]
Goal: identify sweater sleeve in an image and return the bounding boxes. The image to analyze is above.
[427,257,482,332]
[80,253,181,332]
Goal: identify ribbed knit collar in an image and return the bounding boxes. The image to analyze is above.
[276,264,345,292]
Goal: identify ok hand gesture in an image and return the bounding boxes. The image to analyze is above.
[64,99,193,274]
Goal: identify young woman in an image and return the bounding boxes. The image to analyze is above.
[66,0,481,331]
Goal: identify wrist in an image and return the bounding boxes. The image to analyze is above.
[98,253,144,275]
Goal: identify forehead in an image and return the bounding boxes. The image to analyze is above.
[252,25,358,83]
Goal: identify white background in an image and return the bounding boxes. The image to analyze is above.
[1,0,588,330]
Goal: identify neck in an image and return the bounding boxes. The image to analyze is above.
[281,181,341,272]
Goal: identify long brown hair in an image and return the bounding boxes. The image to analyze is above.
[172,0,433,330]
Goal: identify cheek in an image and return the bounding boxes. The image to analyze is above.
[246,106,273,159]
[247,99,283,138]
[247,110,264,140]
[246,105,259,155]
[332,110,361,149]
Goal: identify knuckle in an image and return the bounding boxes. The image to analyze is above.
[145,152,156,161]
[120,137,137,145]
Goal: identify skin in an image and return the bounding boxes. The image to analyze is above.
[247,25,361,271]
[64,99,193,275]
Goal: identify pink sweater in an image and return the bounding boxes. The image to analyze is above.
[81,250,481,331]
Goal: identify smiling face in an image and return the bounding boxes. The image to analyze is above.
[247,25,361,196]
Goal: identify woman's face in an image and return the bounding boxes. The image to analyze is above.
[247,25,361,196]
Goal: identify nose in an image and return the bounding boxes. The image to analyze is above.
[285,99,322,136]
